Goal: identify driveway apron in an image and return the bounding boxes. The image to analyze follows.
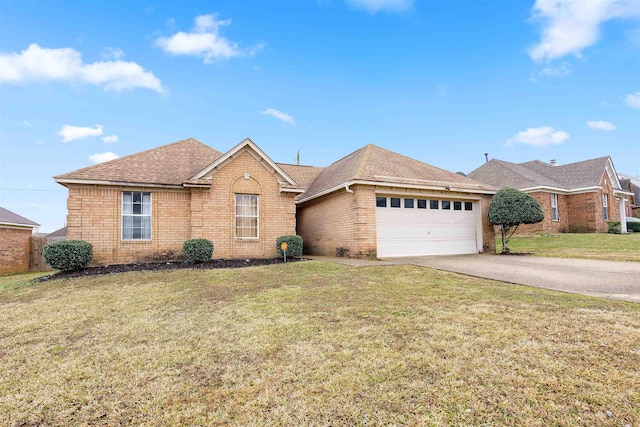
[385,254,640,303]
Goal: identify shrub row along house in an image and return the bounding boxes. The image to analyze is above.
[468,157,633,234]
[54,138,497,265]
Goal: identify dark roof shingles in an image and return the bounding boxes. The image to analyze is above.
[469,156,612,191]
[0,207,40,227]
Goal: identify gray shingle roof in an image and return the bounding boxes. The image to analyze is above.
[468,156,612,191]
[47,226,67,238]
[0,207,40,227]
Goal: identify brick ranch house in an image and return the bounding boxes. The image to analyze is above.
[0,207,40,275]
[54,138,497,265]
[468,156,633,234]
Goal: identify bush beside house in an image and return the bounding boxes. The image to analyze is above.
[43,240,93,271]
[183,239,214,263]
[276,235,303,258]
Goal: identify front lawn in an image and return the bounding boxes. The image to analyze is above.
[1,262,638,426]
[498,232,640,261]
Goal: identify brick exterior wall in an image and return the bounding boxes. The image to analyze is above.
[513,176,622,235]
[296,185,377,258]
[517,191,569,235]
[480,194,497,253]
[65,149,297,265]
[194,150,297,259]
[297,187,496,258]
[0,227,32,275]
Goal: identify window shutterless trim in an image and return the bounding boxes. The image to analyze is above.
[235,194,259,239]
[122,191,152,241]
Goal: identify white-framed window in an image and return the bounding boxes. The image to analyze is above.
[603,194,608,221]
[551,193,559,221]
[236,194,258,239]
[122,192,151,240]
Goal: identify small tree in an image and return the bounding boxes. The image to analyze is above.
[488,187,544,254]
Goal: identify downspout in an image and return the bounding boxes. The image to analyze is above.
[345,184,354,193]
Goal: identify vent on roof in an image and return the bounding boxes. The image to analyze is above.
[550,159,557,166]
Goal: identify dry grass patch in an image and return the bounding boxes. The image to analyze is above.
[1,262,638,426]
[500,232,640,261]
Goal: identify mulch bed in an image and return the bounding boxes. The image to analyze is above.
[37,257,308,282]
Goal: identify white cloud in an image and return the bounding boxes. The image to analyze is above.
[587,120,617,131]
[102,134,119,143]
[57,124,103,142]
[20,120,32,127]
[539,62,571,77]
[89,152,119,164]
[626,90,640,108]
[345,0,413,13]
[260,108,295,125]
[0,44,163,92]
[100,47,125,60]
[506,126,570,147]
[528,0,640,62]
[155,13,264,63]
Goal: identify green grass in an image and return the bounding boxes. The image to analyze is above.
[0,271,50,291]
[1,262,638,426]
[498,232,640,261]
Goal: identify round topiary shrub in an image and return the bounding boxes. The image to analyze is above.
[183,239,214,263]
[43,240,93,271]
[276,235,303,258]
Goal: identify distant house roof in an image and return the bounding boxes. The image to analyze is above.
[47,226,67,238]
[298,144,496,202]
[55,138,224,187]
[619,174,640,206]
[468,156,621,192]
[0,207,40,228]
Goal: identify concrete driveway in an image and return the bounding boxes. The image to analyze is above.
[384,254,640,302]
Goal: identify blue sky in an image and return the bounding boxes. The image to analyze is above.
[1,0,639,232]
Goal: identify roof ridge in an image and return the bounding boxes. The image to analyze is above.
[354,144,375,179]
[558,155,610,168]
[276,162,322,168]
[492,159,552,188]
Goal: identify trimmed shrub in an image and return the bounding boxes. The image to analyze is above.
[43,240,93,271]
[626,221,640,232]
[276,235,303,258]
[183,239,214,263]
[607,221,621,234]
[489,187,544,253]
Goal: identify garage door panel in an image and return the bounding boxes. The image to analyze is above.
[376,203,478,257]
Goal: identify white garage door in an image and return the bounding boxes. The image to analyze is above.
[376,196,478,257]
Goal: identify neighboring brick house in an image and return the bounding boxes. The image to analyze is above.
[55,138,497,264]
[619,174,640,218]
[0,207,40,275]
[468,157,632,234]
